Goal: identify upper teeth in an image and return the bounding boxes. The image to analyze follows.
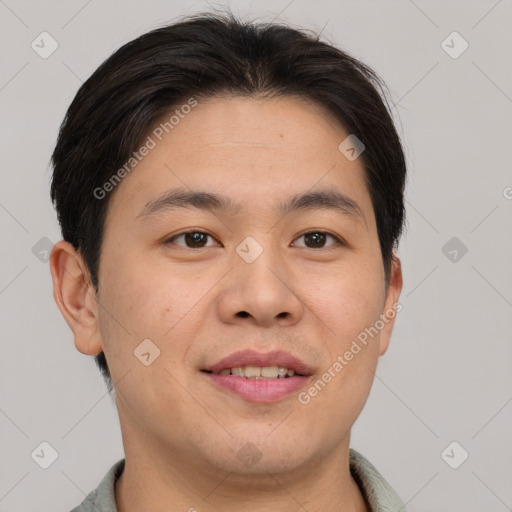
[218,366,296,379]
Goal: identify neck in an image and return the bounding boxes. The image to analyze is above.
[115,432,369,512]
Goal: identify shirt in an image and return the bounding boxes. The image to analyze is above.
[70,448,407,512]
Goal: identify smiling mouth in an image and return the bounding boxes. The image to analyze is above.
[201,365,305,379]
[201,362,312,402]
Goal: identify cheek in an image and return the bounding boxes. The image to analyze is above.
[105,257,215,357]
[312,264,384,400]
[309,264,384,347]
[302,271,383,431]
[97,263,199,405]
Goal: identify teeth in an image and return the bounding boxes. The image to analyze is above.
[244,365,262,378]
[261,366,279,378]
[277,367,288,377]
[216,365,297,378]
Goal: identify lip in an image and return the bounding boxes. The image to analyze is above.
[201,349,314,403]
[203,372,311,403]
[202,349,313,376]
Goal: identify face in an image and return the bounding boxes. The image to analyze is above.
[52,94,402,479]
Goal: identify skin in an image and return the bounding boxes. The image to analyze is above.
[50,94,402,512]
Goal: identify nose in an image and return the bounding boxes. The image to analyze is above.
[216,243,304,328]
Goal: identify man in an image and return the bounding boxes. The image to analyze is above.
[50,11,407,512]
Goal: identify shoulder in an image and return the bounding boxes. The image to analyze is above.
[349,448,407,512]
[69,459,125,512]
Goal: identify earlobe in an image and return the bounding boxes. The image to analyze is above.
[378,253,403,356]
[49,240,103,356]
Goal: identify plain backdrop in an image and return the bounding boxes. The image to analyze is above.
[1,1,511,511]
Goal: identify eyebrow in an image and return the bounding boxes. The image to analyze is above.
[135,187,366,224]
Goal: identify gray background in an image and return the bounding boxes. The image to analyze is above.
[1,0,511,510]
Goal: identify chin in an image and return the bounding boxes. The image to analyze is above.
[206,436,314,475]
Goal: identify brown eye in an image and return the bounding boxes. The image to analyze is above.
[165,231,218,249]
[293,231,343,249]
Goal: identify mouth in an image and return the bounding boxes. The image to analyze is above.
[202,349,313,377]
[201,349,313,402]
[201,366,305,378]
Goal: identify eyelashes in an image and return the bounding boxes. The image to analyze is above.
[164,231,218,249]
[163,229,345,250]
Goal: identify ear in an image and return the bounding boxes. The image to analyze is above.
[378,252,403,356]
[49,240,103,356]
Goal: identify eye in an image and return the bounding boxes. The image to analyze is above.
[164,230,220,249]
[292,231,344,249]
[163,230,344,250]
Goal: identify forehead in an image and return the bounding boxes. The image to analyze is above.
[105,95,374,225]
